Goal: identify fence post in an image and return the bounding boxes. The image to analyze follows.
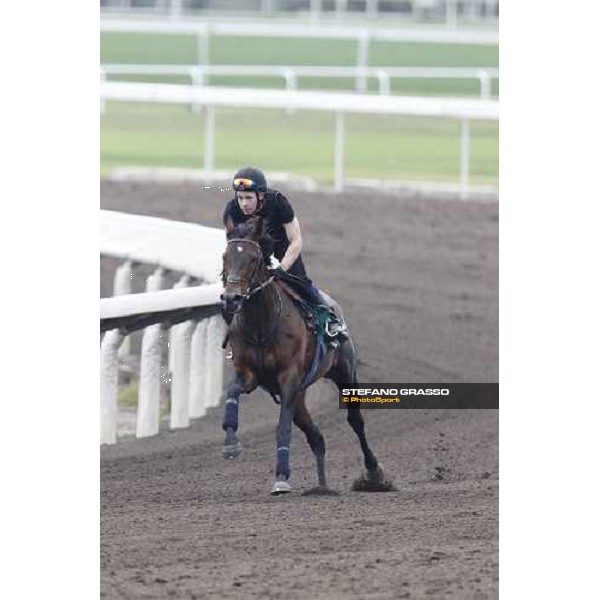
[113,259,133,361]
[197,25,210,74]
[460,118,470,200]
[478,70,492,100]
[170,0,182,19]
[205,316,226,409]
[136,267,165,438]
[366,0,377,20]
[283,68,297,115]
[191,67,205,113]
[334,112,345,192]
[189,318,209,418]
[376,69,391,95]
[137,324,163,438]
[446,0,458,29]
[168,275,190,367]
[169,319,194,429]
[169,275,193,430]
[100,68,106,115]
[310,0,321,23]
[203,105,216,175]
[100,329,123,445]
[356,31,370,93]
[335,0,348,20]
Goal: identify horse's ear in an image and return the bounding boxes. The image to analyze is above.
[224,215,235,237]
[244,216,263,240]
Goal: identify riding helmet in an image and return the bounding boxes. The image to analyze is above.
[232,167,268,193]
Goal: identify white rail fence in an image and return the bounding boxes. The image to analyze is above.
[100,81,498,197]
[100,211,226,445]
[101,64,498,99]
[101,19,498,93]
[101,1,499,26]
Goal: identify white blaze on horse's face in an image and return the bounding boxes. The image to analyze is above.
[237,245,243,253]
[236,191,263,215]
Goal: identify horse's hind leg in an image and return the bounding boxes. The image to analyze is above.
[328,340,395,492]
[292,393,336,495]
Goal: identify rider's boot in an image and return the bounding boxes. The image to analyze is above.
[310,285,348,342]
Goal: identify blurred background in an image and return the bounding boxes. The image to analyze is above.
[100,0,498,193]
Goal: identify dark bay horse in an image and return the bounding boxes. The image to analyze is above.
[220,216,393,495]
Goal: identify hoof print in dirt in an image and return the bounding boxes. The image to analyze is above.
[302,486,340,496]
[433,466,447,481]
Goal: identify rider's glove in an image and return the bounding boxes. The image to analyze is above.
[270,266,287,279]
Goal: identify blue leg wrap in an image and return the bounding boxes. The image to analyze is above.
[223,381,243,432]
[223,397,239,432]
[276,446,290,479]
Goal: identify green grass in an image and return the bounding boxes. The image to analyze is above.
[118,380,139,407]
[101,33,499,97]
[101,103,498,185]
[100,32,498,185]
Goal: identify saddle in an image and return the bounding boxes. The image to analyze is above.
[277,281,332,339]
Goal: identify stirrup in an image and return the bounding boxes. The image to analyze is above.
[325,320,348,339]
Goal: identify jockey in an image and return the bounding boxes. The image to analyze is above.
[222,166,347,341]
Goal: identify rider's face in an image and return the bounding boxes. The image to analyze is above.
[237,191,262,215]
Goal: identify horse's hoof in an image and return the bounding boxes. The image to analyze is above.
[352,465,396,492]
[302,486,340,496]
[222,441,242,460]
[271,480,292,495]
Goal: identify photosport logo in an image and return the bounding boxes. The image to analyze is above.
[338,384,499,409]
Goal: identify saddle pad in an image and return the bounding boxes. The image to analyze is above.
[299,333,328,391]
[278,282,329,391]
[278,281,331,337]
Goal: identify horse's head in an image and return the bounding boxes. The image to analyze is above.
[220,216,270,323]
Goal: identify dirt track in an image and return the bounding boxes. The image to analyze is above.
[101,181,498,599]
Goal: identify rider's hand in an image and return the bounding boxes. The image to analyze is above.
[270,266,287,278]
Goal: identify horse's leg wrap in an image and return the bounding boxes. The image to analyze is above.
[275,399,294,480]
[222,381,244,432]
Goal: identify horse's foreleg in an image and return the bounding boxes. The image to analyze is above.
[272,395,293,494]
[222,370,250,460]
[271,376,299,495]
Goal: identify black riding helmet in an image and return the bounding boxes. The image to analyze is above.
[232,166,268,194]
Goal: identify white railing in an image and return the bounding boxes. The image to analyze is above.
[100,211,226,445]
[101,64,498,99]
[100,81,498,197]
[100,1,499,27]
[101,18,497,92]
[100,18,499,44]
[101,209,223,282]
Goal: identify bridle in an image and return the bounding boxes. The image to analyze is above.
[224,238,275,301]
[222,237,281,346]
